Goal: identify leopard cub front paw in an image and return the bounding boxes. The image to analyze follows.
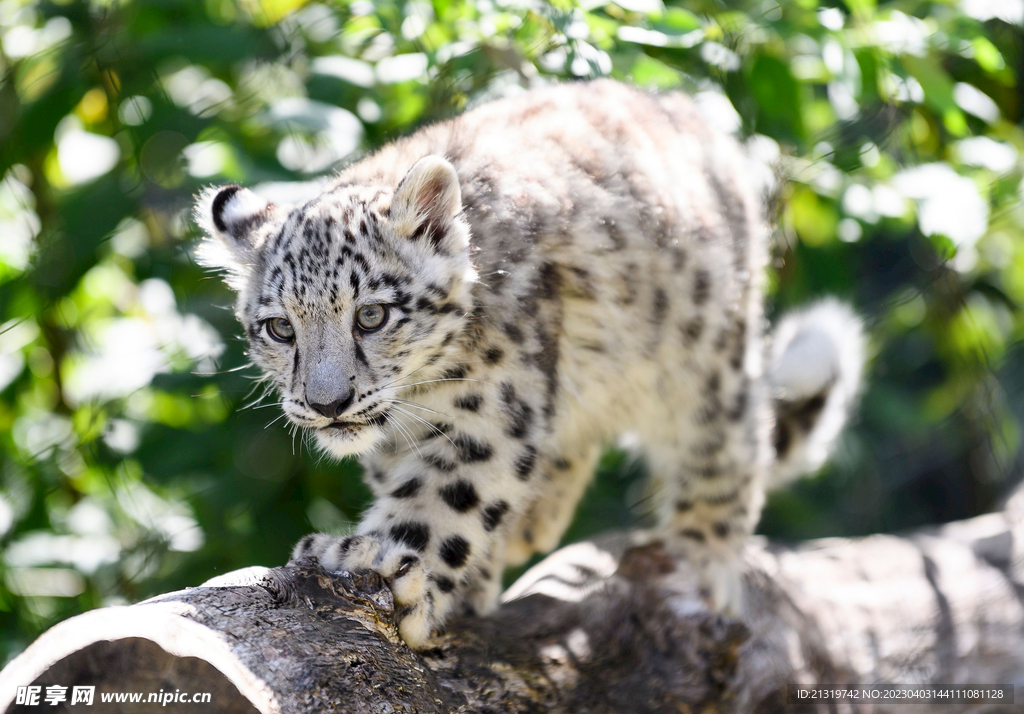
[292,532,381,570]
[291,532,442,648]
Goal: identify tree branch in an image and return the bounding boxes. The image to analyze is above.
[3,492,1023,713]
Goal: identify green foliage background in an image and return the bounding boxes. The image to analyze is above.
[1,0,1022,663]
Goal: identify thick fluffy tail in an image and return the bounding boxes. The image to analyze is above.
[767,299,866,487]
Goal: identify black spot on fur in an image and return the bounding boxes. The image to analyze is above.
[421,422,453,441]
[334,536,356,559]
[652,288,669,326]
[567,266,597,300]
[727,389,748,422]
[672,247,688,271]
[692,463,721,479]
[679,529,706,543]
[731,342,745,371]
[482,501,510,531]
[713,522,731,539]
[423,453,457,473]
[692,269,711,306]
[620,264,639,305]
[705,372,721,394]
[416,296,436,313]
[708,172,751,269]
[529,324,560,419]
[691,433,725,458]
[694,396,722,424]
[453,434,493,463]
[390,522,430,552]
[714,326,730,352]
[500,382,534,439]
[393,290,413,310]
[453,393,483,412]
[439,480,480,512]
[503,322,525,344]
[433,574,455,593]
[515,445,537,480]
[391,479,422,499]
[553,458,571,470]
[535,262,560,300]
[484,347,504,365]
[682,318,704,345]
[703,489,739,506]
[439,536,470,568]
[440,365,469,381]
[295,534,315,555]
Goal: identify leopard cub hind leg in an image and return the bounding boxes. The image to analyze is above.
[643,302,863,613]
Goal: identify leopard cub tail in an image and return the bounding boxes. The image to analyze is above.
[767,299,866,487]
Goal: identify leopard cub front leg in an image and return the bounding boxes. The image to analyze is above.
[293,412,536,648]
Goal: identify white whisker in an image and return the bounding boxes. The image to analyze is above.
[389,377,488,390]
[240,380,277,411]
[379,398,451,418]
[264,412,289,430]
[249,401,286,411]
[384,411,422,458]
[392,406,457,448]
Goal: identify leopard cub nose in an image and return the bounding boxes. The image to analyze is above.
[308,388,355,419]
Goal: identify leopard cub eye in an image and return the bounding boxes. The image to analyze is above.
[266,317,295,343]
[356,304,388,332]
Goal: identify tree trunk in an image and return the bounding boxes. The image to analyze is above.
[2,491,1023,714]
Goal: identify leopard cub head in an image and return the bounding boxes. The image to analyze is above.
[195,156,476,457]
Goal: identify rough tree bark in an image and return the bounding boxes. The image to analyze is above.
[2,489,1023,714]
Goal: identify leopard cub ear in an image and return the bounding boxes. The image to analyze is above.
[390,156,467,253]
[194,184,274,274]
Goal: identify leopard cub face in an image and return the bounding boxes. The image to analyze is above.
[196,156,476,458]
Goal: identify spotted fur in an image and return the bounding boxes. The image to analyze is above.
[197,80,864,648]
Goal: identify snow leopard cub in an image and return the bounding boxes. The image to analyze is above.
[197,80,864,648]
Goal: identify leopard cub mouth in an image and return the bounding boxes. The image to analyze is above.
[324,421,358,430]
[322,413,389,430]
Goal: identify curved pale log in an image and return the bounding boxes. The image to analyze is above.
[2,492,1023,713]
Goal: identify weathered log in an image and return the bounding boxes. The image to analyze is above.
[2,490,1023,713]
